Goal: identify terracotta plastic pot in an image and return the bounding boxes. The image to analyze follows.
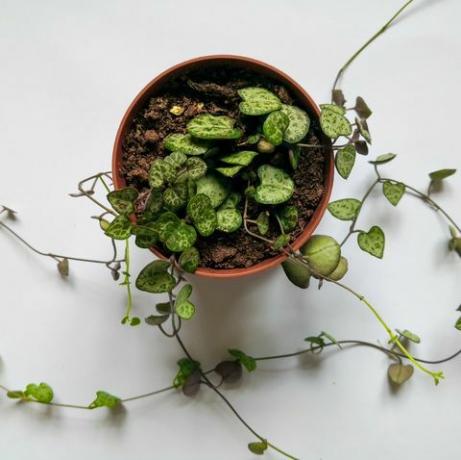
[112,55,334,279]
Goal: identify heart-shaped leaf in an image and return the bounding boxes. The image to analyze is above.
[335,145,356,179]
[262,110,289,146]
[277,205,298,232]
[328,199,361,221]
[216,165,243,177]
[281,104,311,143]
[382,181,405,206]
[228,349,257,372]
[131,223,158,248]
[248,440,268,455]
[320,104,352,138]
[216,208,242,233]
[145,314,169,326]
[179,246,200,273]
[356,117,372,144]
[163,185,187,211]
[164,151,187,169]
[163,133,209,155]
[221,150,258,166]
[105,215,132,240]
[357,226,385,259]
[215,360,243,383]
[135,260,175,293]
[89,390,121,409]
[388,363,414,385]
[238,87,282,116]
[25,382,54,403]
[355,96,372,119]
[429,168,456,181]
[176,300,196,320]
[165,222,197,252]
[273,234,290,250]
[254,165,294,205]
[152,212,180,242]
[282,257,311,289]
[369,153,396,165]
[256,211,270,235]
[149,158,176,188]
[177,157,207,181]
[396,329,421,344]
[187,114,242,140]
[196,174,230,208]
[145,189,164,216]
[301,235,341,276]
[107,188,138,214]
[187,194,218,237]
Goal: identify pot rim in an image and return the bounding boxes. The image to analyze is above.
[112,54,334,279]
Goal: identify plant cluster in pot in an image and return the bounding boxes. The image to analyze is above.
[112,55,335,279]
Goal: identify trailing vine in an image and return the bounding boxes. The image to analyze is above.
[1,2,460,458]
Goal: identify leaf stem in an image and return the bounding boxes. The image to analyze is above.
[332,0,415,92]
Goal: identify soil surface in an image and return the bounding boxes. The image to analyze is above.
[120,65,327,269]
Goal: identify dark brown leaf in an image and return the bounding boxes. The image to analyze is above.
[215,360,243,383]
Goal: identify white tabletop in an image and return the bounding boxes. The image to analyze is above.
[0,1,460,459]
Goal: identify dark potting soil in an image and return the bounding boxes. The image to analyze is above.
[120,65,327,270]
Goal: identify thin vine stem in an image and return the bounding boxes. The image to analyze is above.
[0,219,123,266]
[332,0,415,92]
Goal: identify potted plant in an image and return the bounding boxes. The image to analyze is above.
[112,55,335,278]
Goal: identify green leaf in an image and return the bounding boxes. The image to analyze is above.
[89,391,121,409]
[220,192,241,210]
[282,257,311,289]
[176,300,196,320]
[163,133,209,155]
[254,165,294,205]
[220,150,258,166]
[369,153,396,165]
[228,349,257,372]
[184,157,207,180]
[7,390,25,399]
[288,145,301,170]
[173,358,200,389]
[273,234,290,250]
[156,301,172,314]
[335,145,356,179]
[216,208,242,233]
[429,168,456,181]
[246,133,261,144]
[164,151,187,169]
[396,329,421,344]
[131,223,158,249]
[178,247,200,273]
[356,117,372,144]
[187,194,218,237]
[357,226,385,259]
[105,215,132,240]
[145,314,169,326]
[107,188,138,214]
[238,87,282,116]
[152,212,180,242]
[196,174,230,208]
[135,260,176,293]
[248,440,268,455]
[163,185,187,211]
[455,317,461,331]
[216,165,243,177]
[262,110,289,146]
[281,104,311,143]
[144,189,164,216]
[301,235,341,277]
[277,205,298,232]
[328,199,361,221]
[327,256,348,281]
[25,383,54,403]
[130,317,141,326]
[149,158,176,188]
[165,222,197,252]
[187,114,242,140]
[305,335,326,352]
[388,363,414,385]
[382,181,405,206]
[320,104,352,138]
[256,211,270,236]
[355,97,372,119]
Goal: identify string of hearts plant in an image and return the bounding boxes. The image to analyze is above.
[1,1,460,458]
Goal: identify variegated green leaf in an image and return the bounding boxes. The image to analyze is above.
[238,87,282,116]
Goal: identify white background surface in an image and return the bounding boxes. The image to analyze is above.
[0,1,460,459]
